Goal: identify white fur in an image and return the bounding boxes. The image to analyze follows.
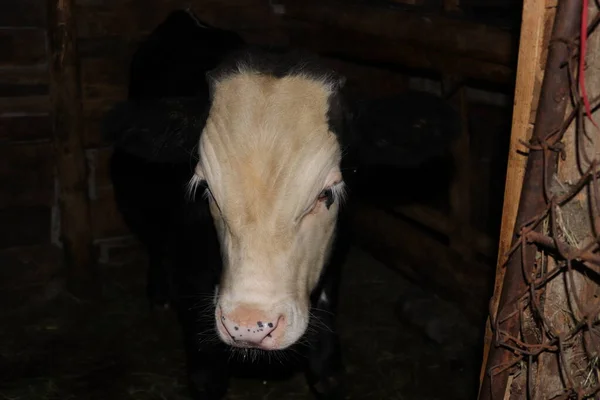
[191,71,344,350]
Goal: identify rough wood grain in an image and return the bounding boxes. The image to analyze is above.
[0,65,49,85]
[351,202,492,323]
[0,142,54,208]
[0,244,62,311]
[532,3,600,397]
[478,0,555,389]
[393,203,495,258]
[0,115,51,142]
[478,0,579,397]
[76,0,279,38]
[443,76,473,260]
[78,36,143,59]
[280,0,514,66]
[0,83,47,98]
[320,57,410,98]
[0,29,47,66]
[81,59,128,101]
[0,206,51,249]
[0,0,47,27]
[0,95,50,115]
[48,0,96,297]
[82,98,125,147]
[286,23,513,84]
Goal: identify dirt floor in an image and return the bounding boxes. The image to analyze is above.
[0,245,483,400]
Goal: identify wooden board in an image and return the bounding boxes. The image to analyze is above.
[0,244,62,310]
[78,36,143,59]
[0,142,54,208]
[0,29,47,66]
[320,57,410,98]
[86,146,114,193]
[351,203,492,323]
[285,23,513,84]
[81,58,129,100]
[82,99,125,147]
[0,65,49,86]
[0,115,51,142]
[478,0,555,388]
[0,95,50,115]
[0,0,47,27]
[0,206,52,249]
[76,0,280,38]
[280,0,514,66]
[49,0,96,296]
[0,83,47,98]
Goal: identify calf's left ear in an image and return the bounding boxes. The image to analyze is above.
[332,75,346,92]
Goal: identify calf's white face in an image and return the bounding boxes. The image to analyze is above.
[191,70,345,350]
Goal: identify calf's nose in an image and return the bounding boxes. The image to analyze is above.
[219,305,284,348]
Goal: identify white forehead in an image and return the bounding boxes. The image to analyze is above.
[198,71,342,225]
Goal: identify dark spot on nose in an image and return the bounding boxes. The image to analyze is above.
[257,321,264,328]
[234,326,239,331]
[268,322,273,328]
[267,333,272,338]
[247,329,250,332]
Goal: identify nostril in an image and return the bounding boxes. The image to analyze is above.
[260,315,284,342]
[218,311,284,347]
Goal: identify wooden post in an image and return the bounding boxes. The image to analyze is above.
[442,75,474,261]
[478,0,555,390]
[478,0,579,397]
[47,0,96,298]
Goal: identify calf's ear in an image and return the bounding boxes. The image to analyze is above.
[101,97,207,164]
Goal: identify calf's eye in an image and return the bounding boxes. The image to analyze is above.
[318,188,334,210]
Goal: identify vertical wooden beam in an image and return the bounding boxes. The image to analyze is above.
[443,75,473,260]
[47,0,96,298]
[478,0,555,391]
[478,0,579,397]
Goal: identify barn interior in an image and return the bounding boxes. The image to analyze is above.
[0,0,534,399]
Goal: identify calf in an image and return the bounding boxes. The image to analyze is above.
[104,10,459,400]
[105,12,356,400]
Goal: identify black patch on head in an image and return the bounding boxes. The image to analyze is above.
[205,47,355,148]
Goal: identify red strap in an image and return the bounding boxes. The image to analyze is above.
[580,0,599,129]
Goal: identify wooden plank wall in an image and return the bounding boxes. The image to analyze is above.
[0,1,53,250]
[0,0,519,312]
[0,0,62,303]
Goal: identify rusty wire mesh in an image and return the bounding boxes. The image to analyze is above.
[486,4,600,400]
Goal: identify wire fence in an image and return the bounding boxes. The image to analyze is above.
[485,2,600,399]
